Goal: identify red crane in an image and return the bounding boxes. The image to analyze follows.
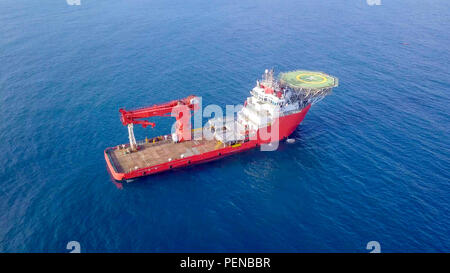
[119,95,199,151]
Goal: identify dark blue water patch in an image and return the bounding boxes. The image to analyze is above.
[0,0,449,252]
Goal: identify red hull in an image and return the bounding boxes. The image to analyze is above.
[105,105,311,181]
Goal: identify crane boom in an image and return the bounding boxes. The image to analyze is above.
[119,95,199,151]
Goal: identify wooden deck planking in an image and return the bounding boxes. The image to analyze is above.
[110,138,218,173]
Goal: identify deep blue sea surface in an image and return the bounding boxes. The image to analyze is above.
[0,0,449,252]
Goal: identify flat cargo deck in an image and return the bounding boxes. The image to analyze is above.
[109,137,220,174]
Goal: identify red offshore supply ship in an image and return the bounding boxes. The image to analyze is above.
[104,69,338,181]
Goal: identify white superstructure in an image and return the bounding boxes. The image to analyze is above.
[206,69,302,144]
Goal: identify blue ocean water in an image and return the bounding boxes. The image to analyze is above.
[0,0,449,252]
